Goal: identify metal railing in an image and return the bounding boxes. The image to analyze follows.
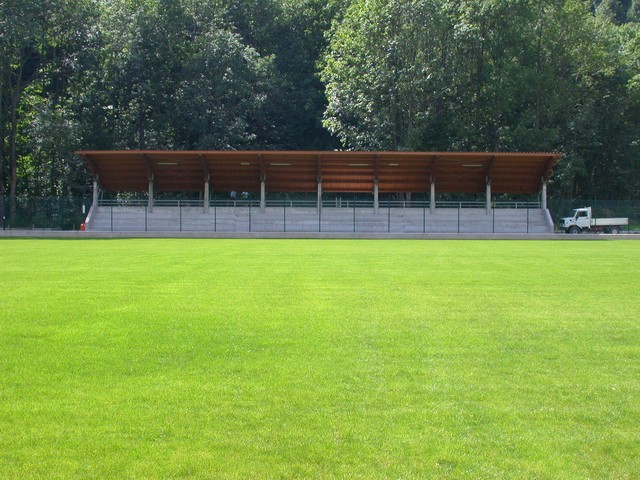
[6,196,637,233]
[89,200,550,234]
[97,198,542,210]
[1,196,88,230]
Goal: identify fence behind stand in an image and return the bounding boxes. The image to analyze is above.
[3,197,638,232]
[1,197,88,230]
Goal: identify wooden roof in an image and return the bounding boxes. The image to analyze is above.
[76,150,563,194]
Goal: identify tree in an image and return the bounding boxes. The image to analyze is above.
[174,28,274,149]
[1,0,48,214]
[321,0,640,198]
[1,0,97,211]
[94,0,192,149]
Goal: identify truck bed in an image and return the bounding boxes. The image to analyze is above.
[592,218,629,226]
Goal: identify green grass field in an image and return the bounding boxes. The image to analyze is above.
[1,239,639,479]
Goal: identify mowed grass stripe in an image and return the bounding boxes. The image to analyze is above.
[1,239,638,479]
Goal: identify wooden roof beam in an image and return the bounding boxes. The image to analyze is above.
[259,154,266,182]
[541,156,558,183]
[486,155,497,183]
[199,154,210,182]
[142,154,155,182]
[78,153,101,183]
[430,156,439,183]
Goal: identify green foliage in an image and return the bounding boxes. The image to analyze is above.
[0,0,99,212]
[0,0,639,202]
[1,239,639,477]
[321,0,640,198]
[175,29,274,149]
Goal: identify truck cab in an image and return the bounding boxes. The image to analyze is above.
[562,208,591,232]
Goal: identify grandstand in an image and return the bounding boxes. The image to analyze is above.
[77,150,562,234]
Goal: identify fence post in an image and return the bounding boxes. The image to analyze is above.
[423,202,426,233]
[249,201,252,232]
[110,205,113,232]
[145,205,148,232]
[283,199,286,232]
[527,207,529,233]
[318,200,321,232]
[492,206,495,233]
[388,200,391,233]
[457,203,460,233]
[214,201,217,232]
[179,200,182,232]
[353,202,356,233]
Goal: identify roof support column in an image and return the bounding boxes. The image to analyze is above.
[485,177,491,214]
[430,156,439,214]
[485,156,497,214]
[374,180,379,214]
[142,154,155,213]
[200,154,211,213]
[317,154,322,213]
[204,177,210,213]
[373,155,380,214]
[148,175,155,213]
[92,176,100,209]
[541,178,548,211]
[430,178,436,214]
[258,154,266,213]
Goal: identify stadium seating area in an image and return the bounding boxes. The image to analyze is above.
[86,204,553,234]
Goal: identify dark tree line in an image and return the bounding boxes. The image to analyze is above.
[1,0,639,215]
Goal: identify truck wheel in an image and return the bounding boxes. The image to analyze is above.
[610,226,621,234]
[568,226,581,234]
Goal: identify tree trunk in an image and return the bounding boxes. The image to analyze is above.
[475,28,485,138]
[0,77,5,227]
[9,63,24,221]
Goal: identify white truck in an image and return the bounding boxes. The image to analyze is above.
[561,206,628,234]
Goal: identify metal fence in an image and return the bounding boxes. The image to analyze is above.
[2,196,639,231]
[1,197,89,230]
[89,199,547,234]
[98,198,540,209]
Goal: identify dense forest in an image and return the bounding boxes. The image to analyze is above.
[1,0,639,213]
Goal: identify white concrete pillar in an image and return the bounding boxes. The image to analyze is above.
[92,179,99,209]
[374,181,379,214]
[148,177,154,213]
[260,180,266,213]
[485,179,491,213]
[317,181,322,211]
[541,180,548,211]
[204,179,210,213]
[430,180,436,214]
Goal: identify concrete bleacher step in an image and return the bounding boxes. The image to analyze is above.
[87,206,553,234]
